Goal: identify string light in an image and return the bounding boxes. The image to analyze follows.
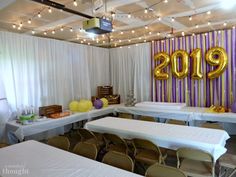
[145,25,148,29]
[208,21,211,25]
[48,7,52,13]
[120,31,124,35]
[192,33,195,36]
[139,37,142,40]
[38,12,41,18]
[12,24,16,28]
[102,41,105,44]
[112,29,115,32]
[164,0,168,3]
[73,0,78,6]
[223,22,227,26]
[149,31,152,35]
[128,39,131,42]
[88,43,90,45]
[17,26,21,30]
[195,24,199,28]
[181,31,185,36]
[119,39,122,42]
[28,19,31,24]
[52,30,55,34]
[144,39,147,42]
[69,28,73,32]
[207,11,211,15]
[157,32,160,36]
[111,12,115,18]
[158,16,161,21]
[43,31,47,35]
[60,27,64,31]
[144,8,148,14]
[96,39,99,43]
[131,30,135,33]
[233,26,236,29]
[19,22,23,27]
[81,41,84,43]
[31,30,35,34]
[171,17,175,22]
[189,16,192,21]
[128,13,131,18]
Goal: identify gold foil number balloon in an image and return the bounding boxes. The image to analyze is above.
[190,48,203,79]
[154,52,170,80]
[171,50,189,79]
[206,47,228,79]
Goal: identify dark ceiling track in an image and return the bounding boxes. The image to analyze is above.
[31,0,94,19]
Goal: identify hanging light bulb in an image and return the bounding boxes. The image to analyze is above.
[144,8,148,14]
[12,24,16,28]
[189,16,192,21]
[158,16,161,21]
[181,31,185,36]
[60,27,64,31]
[44,31,47,35]
[195,24,199,28]
[38,12,41,18]
[31,30,35,34]
[17,26,21,30]
[48,7,52,13]
[111,12,115,18]
[206,11,211,15]
[28,19,32,24]
[223,22,227,26]
[145,25,148,29]
[19,22,23,27]
[171,17,175,22]
[52,30,55,34]
[128,13,131,18]
[70,28,73,32]
[73,0,78,6]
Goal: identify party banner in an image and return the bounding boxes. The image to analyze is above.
[151,29,236,108]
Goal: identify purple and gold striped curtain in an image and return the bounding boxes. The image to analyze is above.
[151,28,236,108]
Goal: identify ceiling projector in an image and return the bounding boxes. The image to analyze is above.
[83,18,112,34]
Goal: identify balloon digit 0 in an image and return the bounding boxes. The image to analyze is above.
[171,50,189,79]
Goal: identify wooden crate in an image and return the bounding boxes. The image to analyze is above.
[104,95,120,104]
[39,105,62,117]
[97,86,113,98]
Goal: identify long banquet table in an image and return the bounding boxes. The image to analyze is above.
[6,103,236,142]
[85,117,230,161]
[0,140,143,177]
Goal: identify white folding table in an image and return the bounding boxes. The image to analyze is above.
[85,117,230,161]
[0,140,143,177]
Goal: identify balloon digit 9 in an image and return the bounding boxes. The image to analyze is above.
[190,48,203,79]
[205,47,228,79]
[154,52,170,80]
[171,50,189,79]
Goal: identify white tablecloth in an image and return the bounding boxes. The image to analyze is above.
[0,140,143,177]
[6,106,116,142]
[85,117,230,161]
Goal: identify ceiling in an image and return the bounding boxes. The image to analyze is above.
[0,0,236,48]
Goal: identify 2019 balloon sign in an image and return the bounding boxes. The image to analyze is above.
[154,47,228,80]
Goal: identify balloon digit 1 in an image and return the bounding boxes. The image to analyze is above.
[154,52,170,80]
[205,47,228,79]
[190,48,203,79]
[171,50,189,79]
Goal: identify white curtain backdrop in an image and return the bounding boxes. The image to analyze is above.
[0,31,110,111]
[110,43,151,102]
